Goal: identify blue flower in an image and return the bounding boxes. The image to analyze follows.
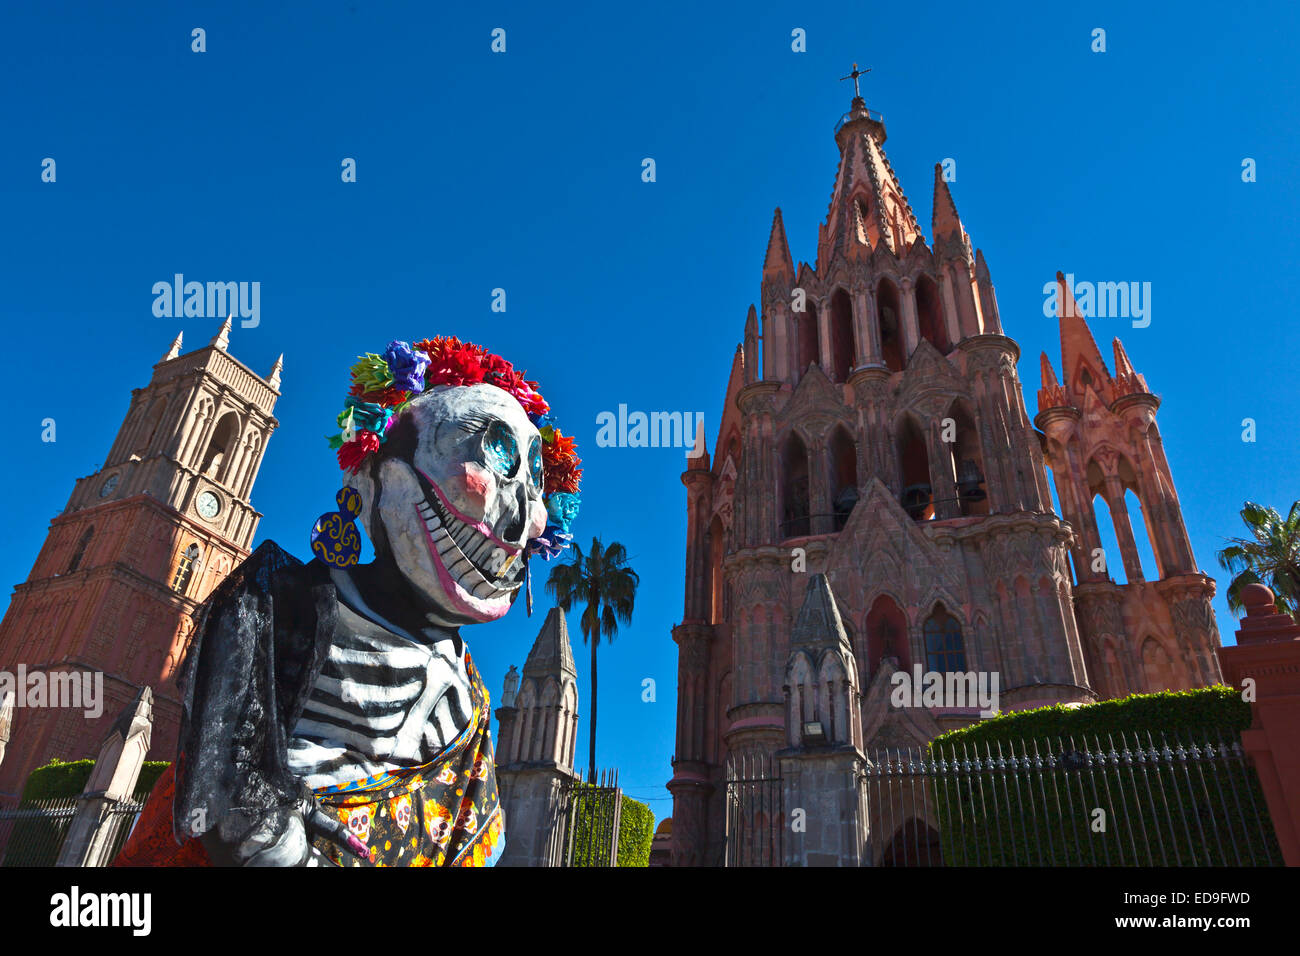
[384,340,431,393]
[342,396,395,441]
[545,492,581,533]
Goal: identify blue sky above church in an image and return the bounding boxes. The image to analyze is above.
[2,0,1297,812]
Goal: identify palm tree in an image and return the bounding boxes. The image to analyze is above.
[1217,500,1300,620]
[546,537,639,782]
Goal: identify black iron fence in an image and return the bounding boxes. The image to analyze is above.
[0,790,149,867]
[916,731,1283,867]
[724,753,784,866]
[557,769,622,867]
[723,730,1284,867]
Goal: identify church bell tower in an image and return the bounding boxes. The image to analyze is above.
[0,319,281,797]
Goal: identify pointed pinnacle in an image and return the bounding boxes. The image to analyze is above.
[162,331,183,362]
[763,207,794,281]
[1040,352,1060,389]
[1112,338,1135,377]
[932,163,963,239]
[268,353,284,390]
[210,314,233,350]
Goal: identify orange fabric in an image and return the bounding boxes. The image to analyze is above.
[111,763,212,867]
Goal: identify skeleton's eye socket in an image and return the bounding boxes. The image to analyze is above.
[484,421,519,478]
[528,436,543,490]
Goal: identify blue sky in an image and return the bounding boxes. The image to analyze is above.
[2,1,1297,819]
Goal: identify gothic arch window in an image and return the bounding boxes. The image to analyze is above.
[915,275,950,353]
[540,680,561,763]
[134,398,168,457]
[201,411,240,481]
[708,514,725,624]
[924,605,966,674]
[172,543,200,594]
[817,652,851,743]
[876,279,905,372]
[234,429,262,493]
[786,652,816,747]
[67,526,94,573]
[560,681,578,768]
[944,401,988,517]
[865,594,910,678]
[829,289,855,382]
[897,416,933,521]
[828,427,858,531]
[1087,459,1126,585]
[514,683,537,764]
[780,433,811,538]
[796,301,821,378]
[1123,488,1159,581]
[1117,456,1161,579]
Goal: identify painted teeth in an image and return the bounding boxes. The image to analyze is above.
[417,498,520,596]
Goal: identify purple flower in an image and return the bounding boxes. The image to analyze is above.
[384,340,430,393]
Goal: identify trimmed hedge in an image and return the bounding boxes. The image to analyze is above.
[3,760,168,867]
[614,795,655,868]
[567,785,655,867]
[20,758,169,802]
[933,685,1251,750]
[926,687,1282,866]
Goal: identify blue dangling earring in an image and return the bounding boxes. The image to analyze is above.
[311,486,363,567]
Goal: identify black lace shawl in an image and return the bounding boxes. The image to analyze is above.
[171,540,338,842]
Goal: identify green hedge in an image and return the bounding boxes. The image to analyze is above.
[614,794,655,868]
[3,760,168,867]
[926,687,1282,866]
[933,685,1251,750]
[20,758,170,802]
[567,785,655,867]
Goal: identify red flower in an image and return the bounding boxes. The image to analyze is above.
[481,353,516,382]
[417,336,492,388]
[414,337,553,417]
[338,430,381,475]
[542,431,582,495]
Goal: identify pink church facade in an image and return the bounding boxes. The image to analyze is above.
[666,92,1222,866]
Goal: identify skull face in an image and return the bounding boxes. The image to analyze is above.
[347,806,372,844]
[392,795,411,834]
[426,806,454,848]
[355,384,548,626]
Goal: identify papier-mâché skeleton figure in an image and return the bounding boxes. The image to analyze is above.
[115,338,581,867]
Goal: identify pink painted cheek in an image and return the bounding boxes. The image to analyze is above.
[527,500,548,539]
[459,464,495,516]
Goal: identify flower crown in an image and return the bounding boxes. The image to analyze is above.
[326,337,581,558]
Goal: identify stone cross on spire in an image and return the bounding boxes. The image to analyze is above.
[839,62,871,102]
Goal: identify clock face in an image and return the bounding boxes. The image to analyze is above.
[99,474,119,498]
[196,491,221,520]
